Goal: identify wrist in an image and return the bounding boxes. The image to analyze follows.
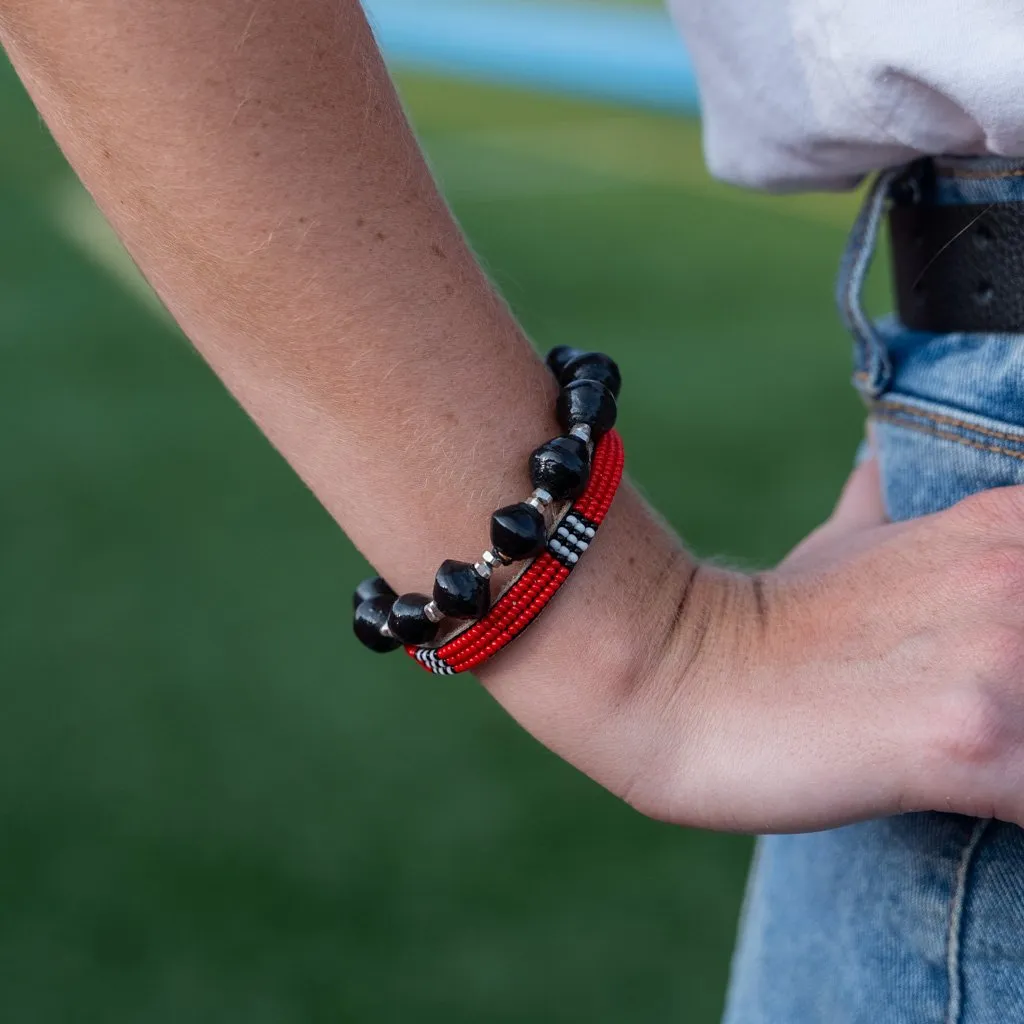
[474,485,700,775]
[623,562,760,824]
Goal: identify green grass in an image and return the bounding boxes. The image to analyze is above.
[0,59,882,1024]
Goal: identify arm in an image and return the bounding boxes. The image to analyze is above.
[4,0,1024,831]
[0,0,713,798]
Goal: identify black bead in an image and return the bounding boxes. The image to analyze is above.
[556,379,617,439]
[352,575,397,611]
[434,559,490,619]
[353,596,402,653]
[559,351,622,398]
[546,346,583,379]
[387,593,441,646]
[491,502,546,561]
[529,436,591,502]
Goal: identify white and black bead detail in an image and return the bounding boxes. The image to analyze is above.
[548,512,599,567]
[415,647,455,676]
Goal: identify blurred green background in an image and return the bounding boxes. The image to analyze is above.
[0,24,884,1023]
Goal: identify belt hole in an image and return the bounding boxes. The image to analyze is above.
[975,280,995,304]
[974,223,995,249]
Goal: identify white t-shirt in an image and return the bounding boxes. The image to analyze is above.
[668,0,1024,192]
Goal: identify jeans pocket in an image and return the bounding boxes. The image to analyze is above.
[872,392,1024,522]
[866,319,1024,521]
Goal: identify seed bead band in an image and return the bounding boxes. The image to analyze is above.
[407,428,624,675]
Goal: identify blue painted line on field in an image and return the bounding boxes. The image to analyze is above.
[362,0,700,113]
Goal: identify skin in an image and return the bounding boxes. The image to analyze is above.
[3,0,1024,833]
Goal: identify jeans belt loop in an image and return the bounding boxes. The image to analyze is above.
[837,167,902,399]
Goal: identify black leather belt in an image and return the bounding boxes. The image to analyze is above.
[889,199,1024,333]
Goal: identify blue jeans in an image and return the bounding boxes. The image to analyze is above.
[724,157,1024,1024]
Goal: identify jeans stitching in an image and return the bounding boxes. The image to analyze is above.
[875,398,1024,443]
[872,411,1024,462]
[945,819,991,1024]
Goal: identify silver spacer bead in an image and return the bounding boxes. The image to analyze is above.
[380,621,396,640]
[527,488,553,511]
[570,423,592,444]
[482,548,512,569]
[473,560,493,580]
[423,600,445,624]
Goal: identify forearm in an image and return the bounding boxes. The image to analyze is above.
[0,0,709,776]
[0,0,538,565]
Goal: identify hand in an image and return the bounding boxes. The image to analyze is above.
[598,455,1024,833]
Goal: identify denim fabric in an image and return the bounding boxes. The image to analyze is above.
[724,157,1024,1024]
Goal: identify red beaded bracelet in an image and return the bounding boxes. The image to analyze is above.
[408,428,624,675]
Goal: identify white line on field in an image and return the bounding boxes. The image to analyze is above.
[47,179,168,318]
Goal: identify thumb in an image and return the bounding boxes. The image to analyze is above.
[827,455,887,535]
[780,453,888,571]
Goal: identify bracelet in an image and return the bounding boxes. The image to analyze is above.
[351,347,625,672]
[410,427,624,675]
